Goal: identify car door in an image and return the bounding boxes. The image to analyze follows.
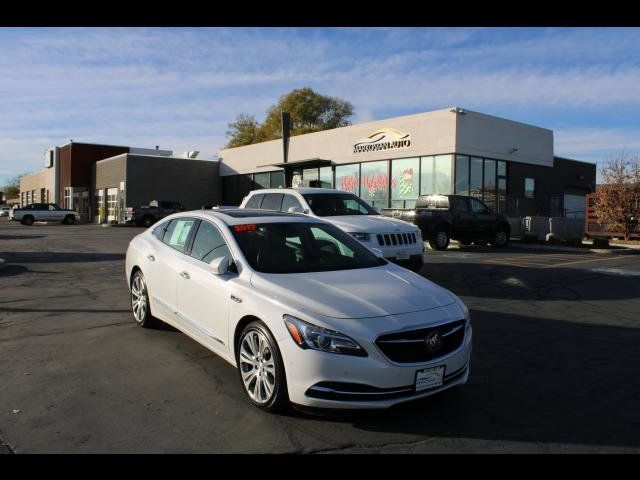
[47,204,64,221]
[145,217,198,321]
[452,197,475,238]
[469,198,494,237]
[175,219,235,351]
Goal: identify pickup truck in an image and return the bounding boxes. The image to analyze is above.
[125,200,186,227]
[380,194,511,250]
[9,203,80,225]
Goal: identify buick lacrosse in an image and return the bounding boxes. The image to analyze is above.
[125,209,472,411]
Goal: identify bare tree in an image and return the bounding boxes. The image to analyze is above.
[594,151,640,241]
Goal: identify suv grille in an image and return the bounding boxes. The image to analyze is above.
[376,320,466,363]
[376,232,417,247]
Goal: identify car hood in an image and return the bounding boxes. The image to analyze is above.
[250,266,456,319]
[317,215,417,234]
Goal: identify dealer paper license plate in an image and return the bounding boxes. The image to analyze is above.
[415,366,445,392]
[396,250,409,260]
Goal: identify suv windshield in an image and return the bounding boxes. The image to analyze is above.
[231,222,386,274]
[302,193,378,217]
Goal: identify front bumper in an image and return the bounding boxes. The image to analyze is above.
[281,324,472,409]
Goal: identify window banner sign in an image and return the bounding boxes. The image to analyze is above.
[353,128,411,154]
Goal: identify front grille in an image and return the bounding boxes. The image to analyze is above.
[377,232,417,247]
[376,320,466,363]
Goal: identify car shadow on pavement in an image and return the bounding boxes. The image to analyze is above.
[420,262,640,301]
[291,309,640,449]
[0,252,125,264]
[0,234,46,240]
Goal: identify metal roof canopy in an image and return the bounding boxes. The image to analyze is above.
[266,158,333,169]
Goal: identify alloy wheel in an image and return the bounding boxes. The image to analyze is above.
[131,274,148,323]
[239,329,277,404]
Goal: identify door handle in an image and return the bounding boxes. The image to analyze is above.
[147,254,155,262]
[179,271,190,280]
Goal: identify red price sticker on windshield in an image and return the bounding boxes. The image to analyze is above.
[234,224,257,232]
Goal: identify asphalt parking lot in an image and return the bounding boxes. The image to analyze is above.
[1,217,640,453]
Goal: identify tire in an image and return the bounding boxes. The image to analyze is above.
[491,226,510,248]
[130,270,159,328]
[142,215,155,228]
[237,321,289,413]
[428,227,450,250]
[63,215,75,225]
[21,215,34,226]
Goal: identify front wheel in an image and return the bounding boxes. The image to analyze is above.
[62,215,75,225]
[130,270,159,328]
[21,215,34,226]
[428,228,450,250]
[142,216,155,228]
[237,322,288,412]
[491,227,510,247]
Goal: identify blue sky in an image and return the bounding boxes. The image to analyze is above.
[1,27,640,186]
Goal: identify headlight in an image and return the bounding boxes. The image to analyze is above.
[349,232,371,242]
[283,315,367,357]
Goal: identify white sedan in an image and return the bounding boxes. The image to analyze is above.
[125,209,472,412]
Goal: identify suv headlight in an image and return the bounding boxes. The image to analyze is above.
[283,315,367,357]
[349,232,371,242]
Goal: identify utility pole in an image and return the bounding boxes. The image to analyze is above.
[281,110,291,164]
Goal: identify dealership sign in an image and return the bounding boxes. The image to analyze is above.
[353,128,411,154]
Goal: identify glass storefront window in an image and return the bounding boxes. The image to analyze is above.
[455,155,470,195]
[360,160,389,210]
[421,155,453,195]
[303,167,319,187]
[391,157,419,208]
[497,177,507,213]
[270,170,285,188]
[525,178,535,198]
[253,172,270,189]
[497,160,506,177]
[483,159,496,210]
[470,157,483,199]
[319,166,333,188]
[335,164,360,195]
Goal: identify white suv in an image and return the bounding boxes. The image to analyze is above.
[240,188,424,272]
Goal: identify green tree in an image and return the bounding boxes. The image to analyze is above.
[1,174,24,199]
[225,114,264,148]
[225,87,354,148]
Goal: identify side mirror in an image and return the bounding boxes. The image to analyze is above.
[208,256,230,275]
[370,247,384,258]
[287,206,306,214]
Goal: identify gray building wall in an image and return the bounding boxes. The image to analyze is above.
[95,154,127,189]
[125,154,220,209]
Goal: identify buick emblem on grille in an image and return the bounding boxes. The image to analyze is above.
[425,331,442,352]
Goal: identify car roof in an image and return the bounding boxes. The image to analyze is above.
[169,208,327,226]
[247,187,352,195]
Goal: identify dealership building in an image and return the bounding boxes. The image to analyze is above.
[19,142,220,223]
[218,107,596,218]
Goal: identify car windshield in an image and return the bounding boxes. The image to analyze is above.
[302,193,378,216]
[231,222,386,274]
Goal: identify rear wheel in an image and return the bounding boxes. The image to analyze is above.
[428,228,450,250]
[142,215,155,228]
[237,321,288,412]
[491,227,510,247]
[21,215,34,226]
